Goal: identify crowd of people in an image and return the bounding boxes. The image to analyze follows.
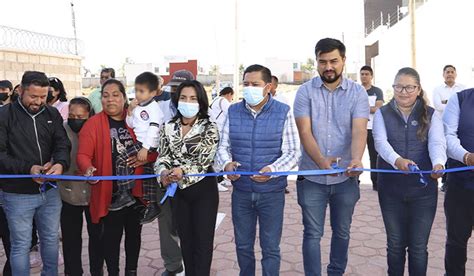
[0,37,473,276]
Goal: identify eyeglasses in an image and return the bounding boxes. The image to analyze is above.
[48,77,59,84]
[392,84,418,94]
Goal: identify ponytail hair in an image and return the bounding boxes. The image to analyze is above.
[395,67,430,141]
[416,89,430,141]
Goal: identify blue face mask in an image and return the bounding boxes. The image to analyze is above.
[177,102,200,118]
[243,86,266,106]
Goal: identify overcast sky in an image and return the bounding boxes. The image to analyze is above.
[1,0,364,73]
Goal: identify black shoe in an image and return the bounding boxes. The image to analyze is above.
[161,265,184,276]
[90,269,104,276]
[285,188,290,194]
[125,270,137,276]
[108,191,136,211]
[140,203,162,224]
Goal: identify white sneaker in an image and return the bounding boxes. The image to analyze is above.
[217,182,228,192]
[29,245,42,268]
[223,179,232,186]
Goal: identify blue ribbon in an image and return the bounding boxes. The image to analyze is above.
[39,181,58,193]
[408,164,429,187]
[0,166,472,182]
[160,182,178,205]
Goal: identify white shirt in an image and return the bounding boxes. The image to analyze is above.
[209,96,231,132]
[432,82,465,116]
[443,94,469,163]
[126,99,164,150]
[373,108,447,169]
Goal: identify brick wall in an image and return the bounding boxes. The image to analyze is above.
[0,48,82,98]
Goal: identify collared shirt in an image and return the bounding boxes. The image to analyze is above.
[293,77,369,185]
[373,106,447,169]
[216,98,300,175]
[432,82,465,116]
[443,94,469,163]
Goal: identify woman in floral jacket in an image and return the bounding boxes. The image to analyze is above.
[155,80,219,276]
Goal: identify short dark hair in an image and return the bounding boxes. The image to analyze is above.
[243,64,272,84]
[49,77,67,102]
[0,80,13,91]
[271,75,279,83]
[443,65,456,72]
[360,65,373,75]
[219,87,234,96]
[172,80,209,122]
[70,97,95,117]
[315,38,346,58]
[101,67,115,78]
[21,71,50,89]
[101,78,127,99]
[135,72,159,91]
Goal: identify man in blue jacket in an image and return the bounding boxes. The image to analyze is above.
[217,64,299,276]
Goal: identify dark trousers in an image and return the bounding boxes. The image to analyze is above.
[102,204,142,276]
[60,201,104,276]
[0,205,11,276]
[173,177,219,276]
[367,129,378,190]
[444,182,474,276]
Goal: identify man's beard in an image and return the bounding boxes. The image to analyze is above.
[319,70,342,84]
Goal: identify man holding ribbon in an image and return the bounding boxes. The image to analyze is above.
[293,38,369,276]
[443,87,474,275]
[217,64,299,276]
[0,71,71,276]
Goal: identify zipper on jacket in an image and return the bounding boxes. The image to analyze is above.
[32,116,44,166]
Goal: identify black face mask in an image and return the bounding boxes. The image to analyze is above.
[67,118,87,133]
[0,93,9,102]
[47,91,55,103]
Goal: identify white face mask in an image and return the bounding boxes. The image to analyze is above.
[243,86,266,106]
[177,101,200,118]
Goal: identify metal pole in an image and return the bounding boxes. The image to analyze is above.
[70,1,78,55]
[380,12,383,26]
[233,0,240,99]
[397,5,400,22]
[409,0,416,68]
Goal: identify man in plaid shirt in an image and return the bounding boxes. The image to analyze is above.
[216,64,299,276]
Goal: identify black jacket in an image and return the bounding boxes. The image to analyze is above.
[0,101,71,194]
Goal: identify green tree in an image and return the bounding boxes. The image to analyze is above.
[301,58,315,73]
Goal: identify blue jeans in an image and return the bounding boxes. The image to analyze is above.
[297,177,360,276]
[232,188,285,276]
[2,189,62,276]
[378,188,437,276]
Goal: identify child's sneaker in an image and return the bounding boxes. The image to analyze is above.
[140,202,162,224]
[109,190,136,211]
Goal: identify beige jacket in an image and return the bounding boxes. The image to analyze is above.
[59,122,91,206]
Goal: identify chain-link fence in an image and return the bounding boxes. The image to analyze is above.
[0,25,82,56]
